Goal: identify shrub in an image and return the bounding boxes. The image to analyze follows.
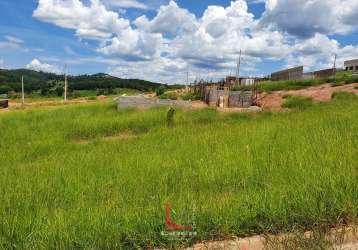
[87,96,97,100]
[166,107,175,127]
[331,82,345,87]
[344,76,358,84]
[0,85,13,94]
[159,92,178,100]
[155,86,166,96]
[181,92,202,101]
[282,96,313,110]
[331,92,358,100]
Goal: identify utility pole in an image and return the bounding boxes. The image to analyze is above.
[185,69,190,92]
[64,64,68,102]
[236,50,242,85]
[333,53,337,76]
[21,75,25,106]
[186,70,189,86]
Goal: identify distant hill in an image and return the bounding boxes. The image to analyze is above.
[0,69,164,95]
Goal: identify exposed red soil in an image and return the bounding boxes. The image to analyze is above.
[257,83,358,110]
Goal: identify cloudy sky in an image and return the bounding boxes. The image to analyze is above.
[0,0,358,83]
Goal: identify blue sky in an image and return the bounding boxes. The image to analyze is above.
[0,0,357,83]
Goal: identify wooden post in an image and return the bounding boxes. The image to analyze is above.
[64,73,67,102]
[333,53,337,76]
[64,65,67,102]
[236,50,242,86]
[21,75,25,105]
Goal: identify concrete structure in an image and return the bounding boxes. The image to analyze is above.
[271,66,303,81]
[0,99,8,109]
[204,87,253,108]
[225,76,238,87]
[240,78,255,86]
[313,68,336,78]
[344,59,358,71]
[117,96,191,109]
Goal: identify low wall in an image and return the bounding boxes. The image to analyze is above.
[204,89,253,108]
[229,91,252,108]
[117,96,191,109]
[0,100,9,109]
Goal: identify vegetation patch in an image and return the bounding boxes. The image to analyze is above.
[282,95,314,110]
[181,92,202,101]
[257,73,358,92]
[0,98,357,249]
[332,91,358,101]
[159,92,178,100]
[257,78,326,92]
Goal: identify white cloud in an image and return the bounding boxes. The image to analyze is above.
[261,0,358,38]
[98,29,163,60]
[286,34,358,71]
[33,0,130,39]
[32,0,358,83]
[0,41,22,50]
[154,1,291,72]
[4,35,24,44]
[0,59,4,68]
[103,0,148,9]
[26,58,61,74]
[64,46,76,55]
[135,1,197,36]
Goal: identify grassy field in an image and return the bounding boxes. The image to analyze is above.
[0,93,357,249]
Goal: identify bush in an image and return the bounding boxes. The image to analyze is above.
[331,92,358,100]
[155,86,166,96]
[282,96,313,110]
[331,82,345,87]
[7,91,21,99]
[55,85,64,97]
[231,85,252,91]
[181,92,201,101]
[0,85,13,94]
[159,92,178,100]
[87,96,97,100]
[72,91,82,99]
[166,107,175,127]
[344,76,358,84]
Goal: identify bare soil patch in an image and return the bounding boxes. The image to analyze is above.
[0,108,9,113]
[191,101,208,109]
[182,225,358,250]
[217,106,262,113]
[257,83,358,110]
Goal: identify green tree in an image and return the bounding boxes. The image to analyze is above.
[155,86,166,96]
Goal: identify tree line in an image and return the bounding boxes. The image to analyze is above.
[0,69,166,95]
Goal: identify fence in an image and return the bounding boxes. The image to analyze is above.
[117,96,191,109]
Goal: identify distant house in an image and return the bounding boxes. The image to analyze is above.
[240,78,255,86]
[271,66,303,81]
[344,59,358,71]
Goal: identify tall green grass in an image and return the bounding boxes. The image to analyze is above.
[282,96,313,110]
[0,96,357,249]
